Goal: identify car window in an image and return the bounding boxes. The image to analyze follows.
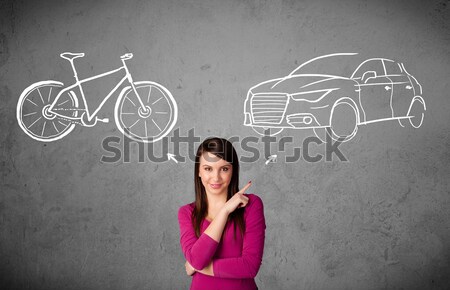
[289,54,359,77]
[352,59,386,79]
[383,60,403,75]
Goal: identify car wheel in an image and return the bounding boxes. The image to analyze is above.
[407,97,426,128]
[328,101,358,142]
[313,127,330,143]
[251,126,284,136]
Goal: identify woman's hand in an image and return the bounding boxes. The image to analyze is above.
[222,181,252,215]
[185,261,196,276]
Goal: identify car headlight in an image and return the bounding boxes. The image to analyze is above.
[290,89,337,102]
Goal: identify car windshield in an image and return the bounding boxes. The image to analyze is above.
[289,53,359,78]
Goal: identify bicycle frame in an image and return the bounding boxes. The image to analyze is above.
[48,58,145,123]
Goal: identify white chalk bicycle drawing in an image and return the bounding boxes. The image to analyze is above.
[17,52,177,143]
[243,53,426,142]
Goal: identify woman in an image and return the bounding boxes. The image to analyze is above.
[178,137,266,290]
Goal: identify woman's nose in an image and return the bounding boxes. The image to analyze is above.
[212,170,221,181]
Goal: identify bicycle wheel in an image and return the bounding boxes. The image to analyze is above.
[17,81,79,142]
[115,81,178,143]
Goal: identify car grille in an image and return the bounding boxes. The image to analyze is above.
[251,94,289,124]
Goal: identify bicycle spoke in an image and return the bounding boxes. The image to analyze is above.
[48,87,52,102]
[155,111,168,114]
[147,86,152,103]
[121,112,135,115]
[152,97,162,105]
[41,121,47,136]
[57,99,69,106]
[125,96,136,107]
[52,121,60,133]
[27,99,38,106]
[58,120,68,127]
[152,118,162,132]
[24,111,38,117]
[28,116,42,129]
[37,88,45,104]
[129,119,140,128]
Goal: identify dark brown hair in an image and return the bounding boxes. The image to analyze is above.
[193,137,245,239]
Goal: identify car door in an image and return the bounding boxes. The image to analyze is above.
[353,59,393,123]
[383,60,415,117]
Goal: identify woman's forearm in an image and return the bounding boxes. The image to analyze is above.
[203,208,229,242]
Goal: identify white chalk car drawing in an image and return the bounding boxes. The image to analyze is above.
[243,53,426,142]
[17,52,177,143]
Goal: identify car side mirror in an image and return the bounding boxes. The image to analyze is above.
[362,71,376,83]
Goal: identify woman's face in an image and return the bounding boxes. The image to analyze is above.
[198,152,233,197]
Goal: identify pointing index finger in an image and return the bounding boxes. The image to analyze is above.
[239,181,252,194]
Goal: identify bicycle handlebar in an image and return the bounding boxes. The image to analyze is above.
[120,53,133,60]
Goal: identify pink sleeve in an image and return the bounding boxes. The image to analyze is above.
[213,195,266,279]
[178,205,219,270]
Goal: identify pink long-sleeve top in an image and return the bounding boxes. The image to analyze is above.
[178,194,266,290]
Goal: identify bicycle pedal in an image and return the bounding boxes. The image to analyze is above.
[97,117,109,123]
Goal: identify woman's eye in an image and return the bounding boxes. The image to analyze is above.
[204,167,211,171]
[222,167,229,172]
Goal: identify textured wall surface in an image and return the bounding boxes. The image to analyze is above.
[1,0,450,289]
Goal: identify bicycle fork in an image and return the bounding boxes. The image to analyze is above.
[121,53,150,115]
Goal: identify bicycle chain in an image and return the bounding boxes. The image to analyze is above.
[52,108,86,112]
[52,108,84,125]
[58,117,82,125]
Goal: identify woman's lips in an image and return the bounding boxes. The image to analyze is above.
[210,184,222,189]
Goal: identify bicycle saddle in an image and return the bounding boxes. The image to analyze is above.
[60,52,85,61]
[120,53,133,60]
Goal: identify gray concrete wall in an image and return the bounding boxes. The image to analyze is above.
[1,0,449,289]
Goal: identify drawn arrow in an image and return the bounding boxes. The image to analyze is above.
[265,154,277,165]
[167,153,179,164]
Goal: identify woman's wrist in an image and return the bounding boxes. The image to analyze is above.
[220,206,231,216]
[197,261,214,276]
